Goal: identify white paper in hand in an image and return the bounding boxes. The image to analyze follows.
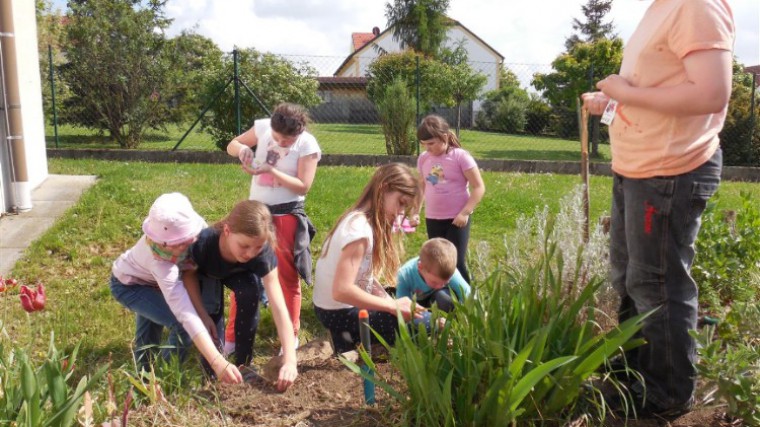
[600,99,618,126]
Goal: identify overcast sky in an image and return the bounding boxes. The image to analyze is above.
[52,0,759,72]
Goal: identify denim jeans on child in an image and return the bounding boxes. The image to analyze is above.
[610,149,721,410]
[417,288,456,312]
[110,275,191,370]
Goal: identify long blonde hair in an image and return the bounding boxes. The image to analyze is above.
[213,200,276,249]
[321,163,421,284]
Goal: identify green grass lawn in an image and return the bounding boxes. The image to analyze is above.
[46,122,611,162]
[4,158,758,376]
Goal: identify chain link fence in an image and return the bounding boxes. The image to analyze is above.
[41,46,759,166]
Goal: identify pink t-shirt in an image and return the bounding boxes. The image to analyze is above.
[418,147,478,219]
[610,0,734,178]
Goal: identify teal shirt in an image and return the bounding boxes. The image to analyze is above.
[396,257,471,302]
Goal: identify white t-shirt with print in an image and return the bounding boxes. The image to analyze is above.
[249,118,321,206]
[313,212,374,310]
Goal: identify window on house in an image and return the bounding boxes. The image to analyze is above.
[318,90,333,103]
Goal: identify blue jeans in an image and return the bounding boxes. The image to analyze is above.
[417,288,456,313]
[610,149,721,409]
[110,275,191,370]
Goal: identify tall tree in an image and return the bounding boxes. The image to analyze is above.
[385,0,450,57]
[36,0,68,124]
[533,0,619,156]
[61,0,174,148]
[720,61,760,166]
[439,43,487,135]
[532,38,623,153]
[565,0,616,50]
[365,50,450,111]
[165,31,224,125]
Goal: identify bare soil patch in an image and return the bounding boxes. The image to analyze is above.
[129,340,736,427]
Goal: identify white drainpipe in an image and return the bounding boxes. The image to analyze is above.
[0,0,32,212]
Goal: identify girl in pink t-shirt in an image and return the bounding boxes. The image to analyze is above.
[413,115,485,283]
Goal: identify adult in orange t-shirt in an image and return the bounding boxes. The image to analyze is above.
[582,0,734,419]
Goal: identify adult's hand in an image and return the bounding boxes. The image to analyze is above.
[581,91,611,116]
[596,74,632,102]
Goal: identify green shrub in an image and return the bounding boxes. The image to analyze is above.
[693,192,760,312]
[475,85,531,133]
[375,77,417,155]
[0,333,106,426]
[199,48,321,149]
[693,302,760,425]
[524,94,552,135]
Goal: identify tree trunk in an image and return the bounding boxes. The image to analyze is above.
[455,102,462,138]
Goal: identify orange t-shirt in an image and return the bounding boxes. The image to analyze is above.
[610,0,734,178]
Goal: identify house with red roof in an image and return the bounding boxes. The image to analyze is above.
[312,20,504,125]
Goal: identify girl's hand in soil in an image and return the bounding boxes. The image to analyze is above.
[213,357,243,384]
[276,360,298,392]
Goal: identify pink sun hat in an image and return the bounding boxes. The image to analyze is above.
[142,192,205,246]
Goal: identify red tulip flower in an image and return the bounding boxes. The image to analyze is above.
[0,277,18,292]
[19,283,46,312]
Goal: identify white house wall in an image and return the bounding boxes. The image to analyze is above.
[341,26,500,96]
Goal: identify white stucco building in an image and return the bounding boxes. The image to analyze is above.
[310,19,503,125]
[336,20,504,97]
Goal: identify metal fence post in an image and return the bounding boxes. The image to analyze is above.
[48,44,59,148]
[233,49,241,136]
[750,72,757,166]
[416,55,420,156]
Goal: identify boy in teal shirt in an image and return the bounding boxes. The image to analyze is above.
[396,238,471,312]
